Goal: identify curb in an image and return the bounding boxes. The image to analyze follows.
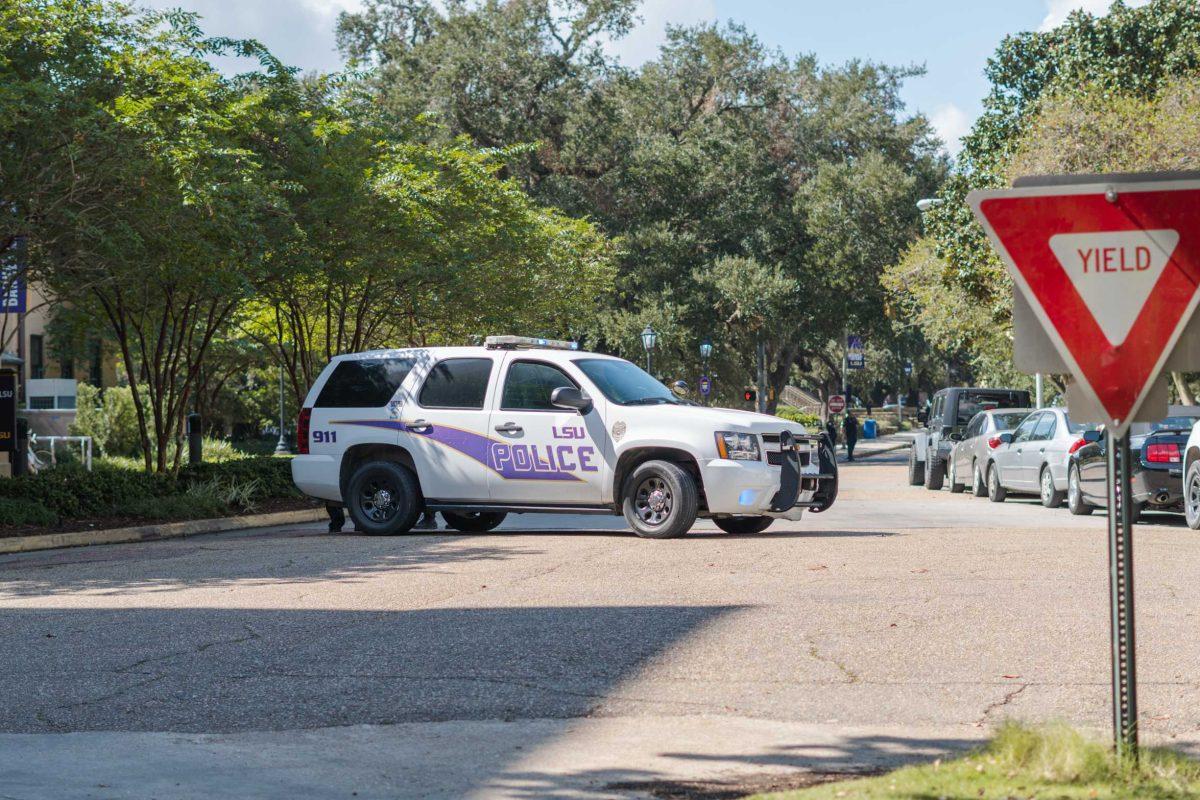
[838,440,912,462]
[0,507,327,556]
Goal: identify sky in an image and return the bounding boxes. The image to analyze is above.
[136,0,1150,156]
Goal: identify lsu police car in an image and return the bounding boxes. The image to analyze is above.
[292,336,837,538]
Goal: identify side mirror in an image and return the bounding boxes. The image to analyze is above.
[550,386,592,414]
[948,432,962,442]
[999,432,1014,444]
[1083,430,1102,443]
[917,410,929,425]
[670,380,690,398]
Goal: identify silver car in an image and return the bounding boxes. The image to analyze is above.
[985,407,1098,507]
[949,408,1033,496]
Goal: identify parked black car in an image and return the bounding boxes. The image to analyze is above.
[1066,411,1200,518]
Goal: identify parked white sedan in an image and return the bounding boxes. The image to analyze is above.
[984,407,1097,507]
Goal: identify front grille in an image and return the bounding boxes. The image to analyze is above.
[767,450,810,467]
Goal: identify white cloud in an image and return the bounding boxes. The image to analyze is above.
[930,103,971,157]
[1039,0,1151,32]
[604,0,717,67]
[136,0,362,74]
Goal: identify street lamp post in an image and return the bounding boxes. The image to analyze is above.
[641,325,658,375]
[274,365,290,455]
[699,337,713,406]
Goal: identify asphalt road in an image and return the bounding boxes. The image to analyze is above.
[2,451,1199,799]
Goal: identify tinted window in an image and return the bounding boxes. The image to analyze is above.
[574,358,680,406]
[956,391,1026,426]
[1032,413,1057,441]
[502,361,578,410]
[1012,414,1039,443]
[1149,415,1200,432]
[315,358,415,408]
[419,358,493,409]
[965,413,983,439]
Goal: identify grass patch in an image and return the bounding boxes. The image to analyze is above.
[750,722,1200,799]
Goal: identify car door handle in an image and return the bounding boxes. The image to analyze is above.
[405,419,431,433]
[1039,447,1046,453]
[494,422,523,434]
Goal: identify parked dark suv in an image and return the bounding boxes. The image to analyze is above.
[909,387,1033,490]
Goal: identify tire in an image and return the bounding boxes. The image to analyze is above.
[924,451,945,490]
[987,462,1007,503]
[621,460,699,539]
[1039,466,1065,508]
[971,460,988,497]
[1067,464,1093,516]
[345,460,422,535]
[948,457,966,493]
[714,516,774,535]
[1185,462,1200,530]
[441,510,507,533]
[907,447,924,486]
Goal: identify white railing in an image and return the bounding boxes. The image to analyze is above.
[27,434,93,472]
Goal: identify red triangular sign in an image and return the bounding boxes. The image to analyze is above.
[969,177,1200,435]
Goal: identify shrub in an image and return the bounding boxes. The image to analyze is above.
[70,384,142,458]
[775,406,823,428]
[0,498,58,527]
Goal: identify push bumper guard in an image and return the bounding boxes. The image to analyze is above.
[769,431,839,513]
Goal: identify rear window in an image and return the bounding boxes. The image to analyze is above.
[1149,415,1200,433]
[315,358,415,408]
[955,392,1028,426]
[418,358,493,409]
[991,412,1029,431]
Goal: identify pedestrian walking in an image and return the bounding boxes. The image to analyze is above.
[843,411,859,461]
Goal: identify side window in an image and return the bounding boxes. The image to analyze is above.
[315,358,415,408]
[931,394,944,424]
[1012,414,1040,443]
[1033,412,1057,441]
[501,361,578,411]
[966,414,983,439]
[419,358,493,409]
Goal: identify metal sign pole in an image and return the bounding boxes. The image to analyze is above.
[1105,431,1139,761]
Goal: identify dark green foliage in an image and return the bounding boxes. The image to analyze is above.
[0,458,299,527]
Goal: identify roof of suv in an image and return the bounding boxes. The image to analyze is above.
[333,346,624,363]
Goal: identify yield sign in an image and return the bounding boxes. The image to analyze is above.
[969,177,1200,435]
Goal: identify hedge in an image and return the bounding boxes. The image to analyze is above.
[0,457,301,527]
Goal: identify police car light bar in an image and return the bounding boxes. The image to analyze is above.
[484,335,580,351]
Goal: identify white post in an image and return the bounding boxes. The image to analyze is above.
[1036,372,1044,409]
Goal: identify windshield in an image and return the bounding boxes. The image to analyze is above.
[573,358,680,406]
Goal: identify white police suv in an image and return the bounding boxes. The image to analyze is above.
[292,336,837,538]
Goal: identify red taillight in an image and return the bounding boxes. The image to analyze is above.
[297,408,312,454]
[988,436,1003,449]
[1146,442,1181,463]
[1068,437,1088,455]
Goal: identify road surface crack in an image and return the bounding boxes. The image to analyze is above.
[978,683,1029,725]
[114,624,260,674]
[806,641,860,683]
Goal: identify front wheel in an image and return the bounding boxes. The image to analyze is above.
[345,460,422,535]
[441,510,507,533]
[949,457,966,493]
[907,447,924,486]
[714,516,774,535]
[1067,464,1093,516]
[971,460,987,497]
[1040,466,1065,508]
[987,463,1007,503]
[1185,463,1200,530]
[622,460,699,539]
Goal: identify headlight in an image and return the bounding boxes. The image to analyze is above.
[715,431,761,461]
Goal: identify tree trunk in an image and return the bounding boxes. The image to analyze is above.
[1171,371,1194,405]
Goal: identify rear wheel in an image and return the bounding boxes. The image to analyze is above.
[441,510,507,533]
[987,463,1007,503]
[907,447,924,486]
[621,460,699,539]
[345,460,422,535]
[924,451,945,490]
[1040,466,1065,508]
[971,460,987,497]
[1185,463,1200,530]
[714,516,774,535]
[1067,464,1093,516]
